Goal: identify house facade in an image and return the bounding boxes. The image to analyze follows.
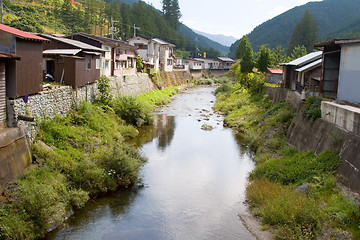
[280,51,322,93]
[0,24,48,99]
[315,39,360,103]
[41,34,103,88]
[187,59,204,70]
[217,57,235,69]
[153,38,175,72]
[70,33,137,76]
[128,36,160,72]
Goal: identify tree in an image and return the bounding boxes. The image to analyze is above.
[288,10,319,54]
[270,46,289,67]
[290,45,307,60]
[240,36,254,74]
[256,45,271,72]
[235,35,249,60]
[162,0,181,29]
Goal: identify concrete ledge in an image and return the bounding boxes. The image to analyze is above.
[0,125,31,193]
[322,101,360,136]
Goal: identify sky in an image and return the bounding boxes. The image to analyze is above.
[144,0,322,39]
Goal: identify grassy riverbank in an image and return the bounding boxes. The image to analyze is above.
[0,87,177,240]
[214,74,360,239]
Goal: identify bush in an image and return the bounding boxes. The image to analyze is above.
[214,83,232,96]
[303,97,322,122]
[111,96,153,127]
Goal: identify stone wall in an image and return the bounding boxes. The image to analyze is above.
[109,73,156,97]
[267,87,360,193]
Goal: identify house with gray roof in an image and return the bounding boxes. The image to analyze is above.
[40,34,104,88]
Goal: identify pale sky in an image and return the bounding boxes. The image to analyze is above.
[144,0,322,39]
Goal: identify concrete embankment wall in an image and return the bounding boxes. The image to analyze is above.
[266,87,360,193]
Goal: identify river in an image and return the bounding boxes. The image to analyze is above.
[47,86,256,240]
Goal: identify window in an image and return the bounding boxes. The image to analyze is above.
[104,60,109,69]
[127,59,132,68]
[96,59,101,69]
[115,61,120,69]
[86,58,91,70]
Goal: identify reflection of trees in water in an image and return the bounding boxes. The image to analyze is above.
[233,132,255,159]
[127,114,176,151]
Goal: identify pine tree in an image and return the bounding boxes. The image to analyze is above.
[162,0,181,29]
[240,37,254,74]
[256,45,271,72]
[235,35,249,60]
[288,10,319,54]
[290,45,307,60]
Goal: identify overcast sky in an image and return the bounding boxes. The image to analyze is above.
[144,0,322,39]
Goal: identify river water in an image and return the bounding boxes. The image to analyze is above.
[47,86,256,240]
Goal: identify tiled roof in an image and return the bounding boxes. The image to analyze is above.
[0,24,48,41]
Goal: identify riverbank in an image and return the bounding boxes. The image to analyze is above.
[0,86,179,240]
[213,74,360,239]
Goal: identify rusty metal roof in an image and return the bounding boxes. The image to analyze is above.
[0,24,48,41]
[0,51,20,60]
[315,38,360,47]
[268,68,283,74]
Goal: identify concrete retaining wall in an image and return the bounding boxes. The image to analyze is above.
[0,126,31,193]
[267,87,360,193]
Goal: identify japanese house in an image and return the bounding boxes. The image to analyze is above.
[40,34,103,88]
[69,33,137,76]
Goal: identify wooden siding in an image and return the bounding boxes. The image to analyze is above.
[11,39,43,98]
[0,62,5,128]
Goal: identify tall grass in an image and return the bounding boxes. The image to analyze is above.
[214,73,360,239]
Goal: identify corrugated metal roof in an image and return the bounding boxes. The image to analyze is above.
[43,49,82,55]
[152,38,175,47]
[295,59,322,72]
[315,38,360,47]
[0,24,48,41]
[268,68,283,74]
[217,57,235,62]
[41,34,104,52]
[69,33,136,49]
[281,51,322,66]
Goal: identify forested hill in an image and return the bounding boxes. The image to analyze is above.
[3,0,227,58]
[229,0,360,58]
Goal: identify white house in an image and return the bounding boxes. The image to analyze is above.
[153,38,175,72]
[187,59,204,70]
[128,36,160,72]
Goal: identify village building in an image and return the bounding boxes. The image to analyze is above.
[266,68,283,84]
[173,58,189,71]
[152,38,175,72]
[0,24,48,99]
[314,39,360,103]
[187,59,204,70]
[40,34,104,88]
[128,36,160,73]
[193,58,220,70]
[217,57,235,69]
[280,51,322,94]
[68,33,137,76]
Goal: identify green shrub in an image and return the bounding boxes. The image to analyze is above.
[214,83,232,96]
[97,75,113,104]
[111,96,153,127]
[303,97,322,122]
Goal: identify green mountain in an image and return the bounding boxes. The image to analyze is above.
[178,24,230,57]
[229,0,360,58]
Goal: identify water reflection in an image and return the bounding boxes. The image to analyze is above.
[128,115,175,151]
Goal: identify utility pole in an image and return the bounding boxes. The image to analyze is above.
[195,37,199,58]
[132,24,140,38]
[111,17,119,39]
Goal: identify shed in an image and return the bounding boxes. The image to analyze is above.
[0,24,48,98]
[315,39,360,103]
[266,68,283,84]
[280,51,322,93]
[40,34,103,88]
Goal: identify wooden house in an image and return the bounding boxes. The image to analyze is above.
[217,57,235,69]
[0,24,48,99]
[280,51,322,93]
[69,33,137,76]
[315,39,360,103]
[40,34,103,88]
